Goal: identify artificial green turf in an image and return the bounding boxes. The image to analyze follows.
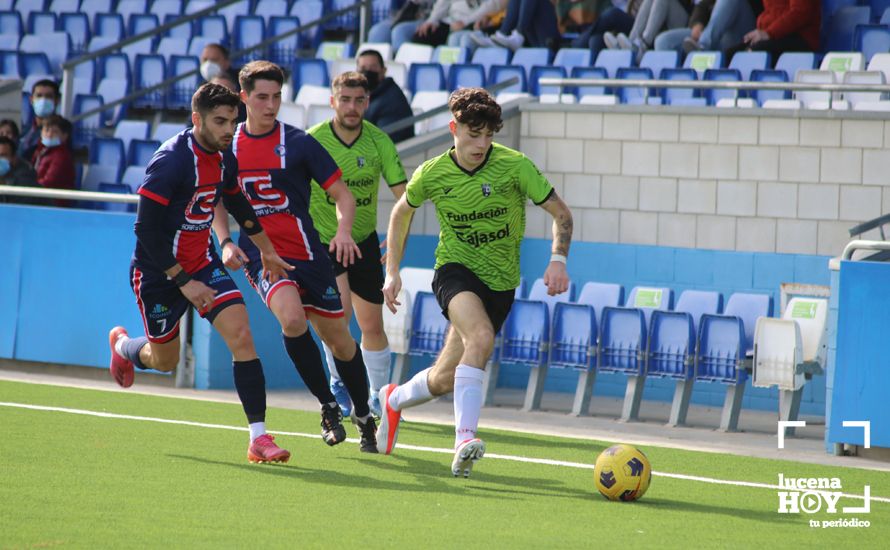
[1,380,887,549]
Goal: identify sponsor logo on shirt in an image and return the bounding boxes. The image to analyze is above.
[481,183,492,197]
[356,156,365,168]
[453,223,511,248]
[445,206,507,223]
[149,304,170,319]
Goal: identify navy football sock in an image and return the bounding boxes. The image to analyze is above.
[121,337,149,370]
[334,342,371,418]
[283,331,337,405]
[233,359,266,425]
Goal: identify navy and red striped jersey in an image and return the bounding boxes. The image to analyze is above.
[133,129,240,274]
[231,121,341,262]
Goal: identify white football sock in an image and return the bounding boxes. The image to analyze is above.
[249,421,266,442]
[361,345,392,393]
[389,367,434,411]
[114,335,127,356]
[454,364,485,448]
[322,342,341,382]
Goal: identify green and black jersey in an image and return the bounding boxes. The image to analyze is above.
[405,142,553,291]
[308,119,407,243]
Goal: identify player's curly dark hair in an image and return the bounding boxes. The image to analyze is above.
[448,88,503,133]
[238,60,285,94]
[191,82,240,116]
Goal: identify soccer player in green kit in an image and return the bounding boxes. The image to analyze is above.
[376,87,574,477]
[308,71,408,418]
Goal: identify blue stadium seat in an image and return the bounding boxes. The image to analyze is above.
[529,65,566,96]
[647,290,722,380]
[703,68,742,106]
[267,16,301,67]
[371,0,392,24]
[500,299,550,411]
[98,53,130,83]
[528,277,576,320]
[874,0,890,20]
[163,13,193,42]
[87,36,117,53]
[96,77,128,126]
[134,54,166,109]
[0,33,16,51]
[81,163,118,193]
[26,11,55,35]
[554,47,592,74]
[626,286,673,325]
[233,15,265,65]
[157,37,189,62]
[114,0,147,25]
[127,14,159,39]
[152,121,184,143]
[597,306,646,375]
[152,0,183,21]
[408,291,449,357]
[113,119,149,151]
[775,52,816,81]
[471,46,511,74]
[825,6,871,51]
[571,66,607,101]
[751,69,790,105]
[617,66,655,104]
[407,62,446,94]
[255,0,289,24]
[447,63,486,90]
[89,136,125,182]
[185,0,214,15]
[20,32,69,78]
[20,51,51,79]
[855,24,890,61]
[48,0,79,13]
[510,47,549,80]
[98,182,135,212]
[79,0,112,23]
[728,51,769,81]
[489,64,526,92]
[639,50,678,79]
[660,67,705,106]
[696,292,772,383]
[128,138,160,168]
[824,0,856,17]
[327,0,359,31]
[21,91,31,131]
[122,36,153,66]
[576,281,624,325]
[194,14,228,45]
[73,93,103,149]
[219,0,250,30]
[188,36,213,57]
[549,302,596,371]
[684,50,723,75]
[93,12,124,41]
[0,49,19,78]
[882,6,890,24]
[13,0,45,25]
[316,40,353,61]
[167,54,199,110]
[0,11,23,38]
[120,165,146,193]
[60,12,90,55]
[292,57,329,91]
[594,49,632,78]
[290,0,323,48]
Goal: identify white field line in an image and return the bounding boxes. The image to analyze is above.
[2,401,887,505]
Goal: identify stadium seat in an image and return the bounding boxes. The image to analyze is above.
[510,47,549,78]
[306,104,333,126]
[277,101,304,128]
[26,11,55,36]
[96,77,128,126]
[753,297,827,434]
[73,93,103,149]
[60,12,90,55]
[81,163,119,193]
[820,51,866,77]
[500,299,550,411]
[882,5,890,23]
[156,37,189,63]
[489,64,526,93]
[267,16,301,68]
[152,121,184,143]
[133,54,166,109]
[152,0,182,21]
[163,13,193,42]
[527,64,567,100]
[89,136,126,182]
[292,57,330,91]
[98,182,135,213]
[114,0,147,25]
[113,119,149,152]
[867,51,890,79]
[187,36,214,58]
[407,62,446,95]
[254,0,289,24]
[843,70,885,106]
[167,55,199,110]
[0,11,22,39]
[356,42,393,61]
[704,68,742,106]
[290,0,323,49]
[233,15,265,65]
[327,0,359,32]
[128,138,160,168]
[408,291,449,358]
[684,50,723,75]
[471,46,511,74]
[825,6,870,52]
[384,266,436,375]
[79,0,112,23]
[639,50,678,79]
[93,12,124,41]
[20,32,69,78]
[97,53,130,83]
[528,277,575,320]
[294,84,330,110]
[854,24,890,62]
[795,70,838,109]
[432,45,467,67]
[194,15,228,45]
[447,62,486,90]
[549,301,597,415]
[0,49,19,78]
[577,281,624,323]
[775,52,817,81]
[594,49,632,79]
[395,42,434,68]
[571,66,611,103]
[317,41,353,63]
[750,69,790,106]
[661,67,706,106]
[728,51,769,81]
[617,66,656,104]
[120,164,146,193]
[20,51,51,79]
[122,36,153,67]
[554,47,592,74]
[12,0,43,25]
[411,90,450,134]
[696,292,772,431]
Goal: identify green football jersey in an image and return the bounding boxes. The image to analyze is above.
[308,120,407,243]
[405,142,553,291]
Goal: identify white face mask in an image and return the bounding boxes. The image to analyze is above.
[200,60,222,81]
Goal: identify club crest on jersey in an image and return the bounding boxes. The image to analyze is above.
[274,144,286,157]
[356,156,365,168]
[481,183,492,197]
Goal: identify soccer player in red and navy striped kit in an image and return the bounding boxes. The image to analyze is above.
[212,61,378,452]
[108,83,295,464]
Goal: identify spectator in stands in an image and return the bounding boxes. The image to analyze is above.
[572,1,641,55]
[0,136,38,205]
[32,115,75,207]
[605,0,691,61]
[413,0,508,47]
[200,44,239,88]
[20,79,61,161]
[369,0,437,53]
[0,119,33,168]
[725,0,820,62]
[357,50,415,143]
[558,0,609,36]
[653,0,761,54]
[486,0,561,51]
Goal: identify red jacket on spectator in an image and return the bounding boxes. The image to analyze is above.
[32,142,75,206]
[758,0,821,52]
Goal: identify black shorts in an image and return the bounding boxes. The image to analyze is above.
[431,263,515,333]
[326,232,385,305]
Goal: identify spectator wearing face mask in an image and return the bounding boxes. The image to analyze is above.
[0,135,38,205]
[356,49,415,143]
[32,115,76,207]
[20,79,61,161]
[200,44,240,89]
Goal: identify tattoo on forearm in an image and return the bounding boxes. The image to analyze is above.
[554,214,572,256]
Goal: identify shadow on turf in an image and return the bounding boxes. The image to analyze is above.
[402,421,608,454]
[641,497,784,524]
[167,452,596,502]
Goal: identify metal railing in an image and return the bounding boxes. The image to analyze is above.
[63,0,373,122]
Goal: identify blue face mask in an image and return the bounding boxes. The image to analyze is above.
[0,157,9,177]
[32,97,56,118]
[41,136,62,148]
